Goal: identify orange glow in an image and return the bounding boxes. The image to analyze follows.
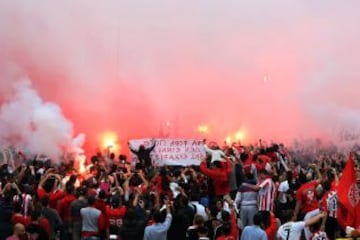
[101,131,120,153]
[77,155,86,174]
[198,125,209,134]
[225,136,232,144]
[235,130,245,141]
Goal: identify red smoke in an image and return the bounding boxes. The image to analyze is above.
[1,1,360,156]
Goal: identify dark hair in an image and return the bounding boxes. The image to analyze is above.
[31,209,41,221]
[322,180,331,192]
[123,208,136,223]
[161,176,170,192]
[87,195,96,205]
[75,186,87,197]
[259,211,270,228]
[197,226,208,236]
[69,175,77,184]
[111,196,120,208]
[282,209,294,222]
[43,178,55,193]
[209,206,219,218]
[221,210,230,222]
[253,213,262,226]
[98,189,107,200]
[213,161,222,168]
[153,210,165,223]
[13,202,23,213]
[222,221,231,235]
[91,156,99,164]
[299,171,308,184]
[65,182,75,194]
[41,196,50,207]
[286,171,293,182]
[129,175,143,187]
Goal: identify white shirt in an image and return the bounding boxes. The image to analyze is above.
[189,201,208,221]
[278,180,289,203]
[277,221,306,240]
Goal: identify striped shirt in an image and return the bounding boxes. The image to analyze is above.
[258,177,276,212]
[319,191,337,218]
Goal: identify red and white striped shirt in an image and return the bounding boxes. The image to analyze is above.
[319,191,337,218]
[258,177,276,211]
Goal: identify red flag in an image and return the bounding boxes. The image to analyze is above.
[337,154,360,229]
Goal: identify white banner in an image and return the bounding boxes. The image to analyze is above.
[128,138,205,166]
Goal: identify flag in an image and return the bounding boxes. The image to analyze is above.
[337,154,360,230]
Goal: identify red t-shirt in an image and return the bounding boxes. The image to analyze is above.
[296,180,319,214]
[105,205,126,229]
[57,193,76,221]
[37,187,64,209]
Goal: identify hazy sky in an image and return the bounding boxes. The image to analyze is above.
[1,1,360,153]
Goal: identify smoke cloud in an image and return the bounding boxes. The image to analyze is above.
[0,1,360,155]
[0,77,85,162]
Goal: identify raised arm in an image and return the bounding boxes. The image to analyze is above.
[203,143,214,155]
[128,142,139,154]
[293,199,302,221]
[313,164,323,184]
[148,138,156,152]
[138,170,149,189]
[305,212,325,227]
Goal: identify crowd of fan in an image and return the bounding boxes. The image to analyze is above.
[0,139,357,240]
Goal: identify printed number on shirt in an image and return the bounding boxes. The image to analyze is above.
[284,226,291,240]
[109,218,123,227]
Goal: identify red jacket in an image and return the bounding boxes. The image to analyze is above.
[200,160,232,196]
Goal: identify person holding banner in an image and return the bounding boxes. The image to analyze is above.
[128,138,156,172]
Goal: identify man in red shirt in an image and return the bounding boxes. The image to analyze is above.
[37,173,64,209]
[57,183,76,236]
[293,164,323,240]
[94,190,107,213]
[199,158,232,197]
[106,196,127,239]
